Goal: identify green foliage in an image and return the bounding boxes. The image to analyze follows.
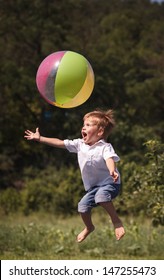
[143,140,164,226]
[116,140,164,226]
[0,188,22,215]
[22,166,83,215]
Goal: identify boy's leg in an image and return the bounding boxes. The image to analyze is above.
[99,201,125,240]
[77,211,95,243]
[77,187,98,243]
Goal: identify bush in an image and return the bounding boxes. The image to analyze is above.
[0,187,22,214]
[117,140,164,226]
[22,165,83,215]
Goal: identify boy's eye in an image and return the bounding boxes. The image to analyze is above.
[83,123,90,127]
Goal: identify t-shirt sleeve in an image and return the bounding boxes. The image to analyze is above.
[64,139,80,153]
[103,144,120,162]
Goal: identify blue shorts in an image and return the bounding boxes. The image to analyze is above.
[78,184,120,213]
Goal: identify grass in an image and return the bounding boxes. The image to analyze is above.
[0,210,163,260]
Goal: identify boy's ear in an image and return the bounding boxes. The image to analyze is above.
[98,127,104,137]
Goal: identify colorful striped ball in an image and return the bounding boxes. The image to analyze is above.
[36,51,94,108]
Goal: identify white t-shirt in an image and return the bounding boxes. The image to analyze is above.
[64,138,120,191]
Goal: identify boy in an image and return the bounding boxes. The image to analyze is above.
[24,109,125,242]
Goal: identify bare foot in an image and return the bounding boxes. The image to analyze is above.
[76,226,95,243]
[114,224,125,240]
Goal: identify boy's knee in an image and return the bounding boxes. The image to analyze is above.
[95,192,112,204]
[78,201,90,213]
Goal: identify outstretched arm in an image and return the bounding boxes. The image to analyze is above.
[24,127,65,149]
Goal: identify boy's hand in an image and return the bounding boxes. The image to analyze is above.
[24,127,40,141]
[110,170,119,182]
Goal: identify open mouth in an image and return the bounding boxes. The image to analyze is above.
[82,132,87,139]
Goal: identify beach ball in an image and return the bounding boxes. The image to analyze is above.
[36,50,94,108]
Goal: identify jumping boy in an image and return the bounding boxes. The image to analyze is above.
[24,109,125,242]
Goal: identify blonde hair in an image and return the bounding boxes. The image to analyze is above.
[83,109,115,140]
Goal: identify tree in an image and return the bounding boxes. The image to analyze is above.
[0,0,163,193]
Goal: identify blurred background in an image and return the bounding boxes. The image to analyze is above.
[0,0,163,259]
